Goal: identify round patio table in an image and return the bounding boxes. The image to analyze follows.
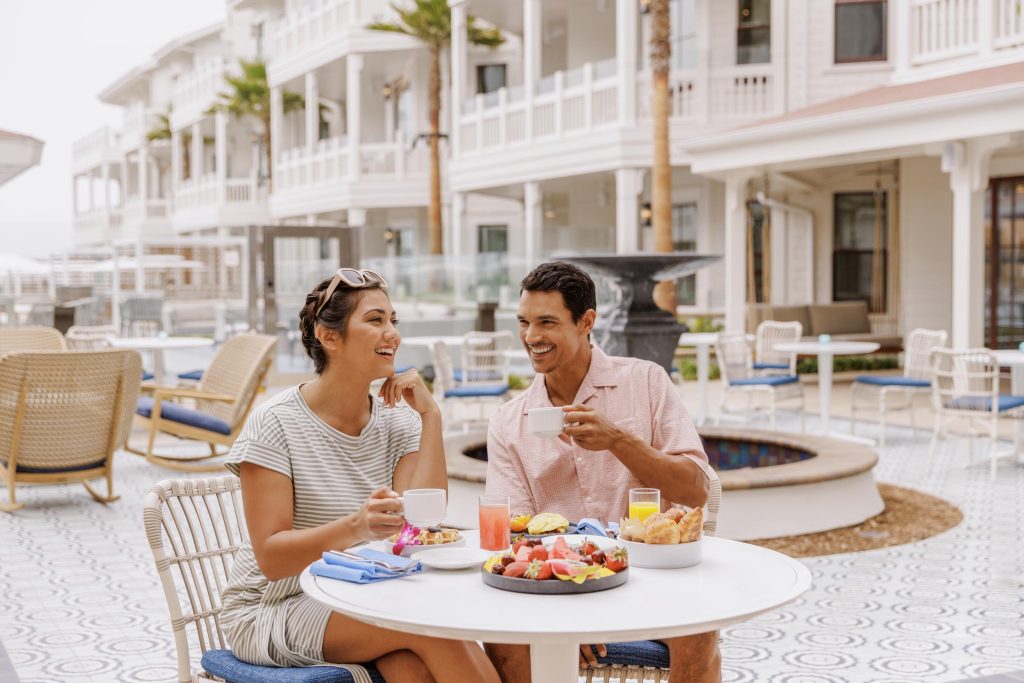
[774,340,879,440]
[300,531,811,683]
[109,336,214,384]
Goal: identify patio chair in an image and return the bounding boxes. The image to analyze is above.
[753,320,801,375]
[431,339,509,432]
[714,333,804,430]
[582,472,722,682]
[457,330,513,384]
[143,476,385,683]
[120,294,164,337]
[850,328,947,446]
[0,350,140,511]
[67,325,157,381]
[928,347,1024,480]
[0,325,66,353]
[127,333,277,472]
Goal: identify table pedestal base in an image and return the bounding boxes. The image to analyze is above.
[531,641,580,683]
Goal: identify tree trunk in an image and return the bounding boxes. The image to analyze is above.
[263,114,273,193]
[428,43,444,255]
[650,0,676,313]
[182,133,192,181]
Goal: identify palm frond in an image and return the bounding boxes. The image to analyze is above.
[468,16,505,48]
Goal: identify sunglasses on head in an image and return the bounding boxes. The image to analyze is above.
[315,268,389,318]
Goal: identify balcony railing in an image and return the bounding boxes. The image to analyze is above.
[171,60,227,125]
[123,198,171,223]
[175,175,265,211]
[910,0,1024,65]
[72,127,120,169]
[276,137,427,191]
[122,106,162,150]
[269,0,394,64]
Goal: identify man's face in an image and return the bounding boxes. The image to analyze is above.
[517,290,594,374]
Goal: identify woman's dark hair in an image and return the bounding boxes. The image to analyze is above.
[520,261,596,323]
[298,275,386,374]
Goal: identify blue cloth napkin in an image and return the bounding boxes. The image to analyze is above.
[310,548,422,584]
[576,518,609,537]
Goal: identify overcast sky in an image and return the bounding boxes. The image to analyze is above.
[0,1,225,257]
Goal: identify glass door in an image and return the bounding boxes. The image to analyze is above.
[985,176,1024,348]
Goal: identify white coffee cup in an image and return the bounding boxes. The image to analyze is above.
[528,407,565,438]
[398,488,447,528]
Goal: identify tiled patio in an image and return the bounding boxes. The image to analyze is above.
[1,380,1023,682]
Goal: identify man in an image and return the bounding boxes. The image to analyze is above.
[484,261,720,683]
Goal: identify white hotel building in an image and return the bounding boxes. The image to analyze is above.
[73,0,1024,349]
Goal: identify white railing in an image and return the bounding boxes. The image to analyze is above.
[72,127,120,166]
[269,0,394,64]
[910,0,1024,64]
[637,70,699,121]
[995,0,1024,48]
[709,65,774,121]
[275,137,427,191]
[175,175,264,211]
[75,207,123,234]
[172,60,226,122]
[122,105,161,148]
[123,198,170,223]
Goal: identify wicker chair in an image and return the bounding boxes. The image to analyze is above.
[753,320,801,375]
[715,333,804,430]
[65,324,118,350]
[0,350,141,511]
[431,340,510,432]
[127,334,277,472]
[120,295,164,337]
[143,476,384,683]
[0,325,66,353]
[581,472,722,682]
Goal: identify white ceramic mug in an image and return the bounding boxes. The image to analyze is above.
[399,488,447,528]
[527,407,565,438]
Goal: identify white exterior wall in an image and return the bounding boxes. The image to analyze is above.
[901,156,953,336]
[566,0,616,69]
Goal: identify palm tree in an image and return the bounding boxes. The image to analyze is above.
[650,0,676,312]
[208,60,303,190]
[147,110,191,181]
[368,0,504,255]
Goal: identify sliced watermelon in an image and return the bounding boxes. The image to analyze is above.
[550,536,571,559]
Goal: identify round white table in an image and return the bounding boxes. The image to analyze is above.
[109,336,215,384]
[774,340,880,439]
[678,333,719,425]
[992,350,1024,461]
[301,531,811,683]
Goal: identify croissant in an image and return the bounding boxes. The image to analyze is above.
[664,507,686,523]
[677,507,703,543]
[643,517,681,544]
[618,516,646,542]
[641,512,670,529]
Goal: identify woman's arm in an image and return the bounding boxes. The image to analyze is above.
[239,462,405,581]
[379,370,448,494]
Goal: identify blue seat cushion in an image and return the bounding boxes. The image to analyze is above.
[445,384,510,398]
[596,640,670,669]
[3,458,106,474]
[453,369,502,382]
[855,375,929,388]
[730,375,799,387]
[395,365,414,374]
[142,371,155,381]
[944,395,1024,413]
[136,397,233,435]
[177,369,204,381]
[753,361,790,370]
[201,650,385,683]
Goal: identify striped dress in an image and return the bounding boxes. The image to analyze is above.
[221,385,421,676]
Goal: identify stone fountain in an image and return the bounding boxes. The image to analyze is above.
[561,253,721,373]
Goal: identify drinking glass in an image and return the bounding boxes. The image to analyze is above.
[478,494,511,551]
[628,488,661,522]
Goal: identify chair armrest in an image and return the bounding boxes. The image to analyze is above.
[151,387,236,403]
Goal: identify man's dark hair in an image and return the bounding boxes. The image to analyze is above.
[520,261,597,323]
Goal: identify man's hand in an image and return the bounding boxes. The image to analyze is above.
[579,643,607,668]
[562,404,629,452]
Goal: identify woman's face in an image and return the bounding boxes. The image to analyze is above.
[336,289,400,377]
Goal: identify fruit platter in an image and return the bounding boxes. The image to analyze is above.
[510,512,578,539]
[385,522,464,557]
[481,535,629,594]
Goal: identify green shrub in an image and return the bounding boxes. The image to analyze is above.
[683,316,724,333]
[508,373,529,390]
[675,354,898,379]
[676,358,721,381]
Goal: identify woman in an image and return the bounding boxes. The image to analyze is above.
[222,268,500,683]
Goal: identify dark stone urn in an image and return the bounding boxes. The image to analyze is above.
[561,254,721,374]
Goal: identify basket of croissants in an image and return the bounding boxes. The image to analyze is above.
[616,507,704,569]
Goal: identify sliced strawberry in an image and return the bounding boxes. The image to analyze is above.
[528,545,549,562]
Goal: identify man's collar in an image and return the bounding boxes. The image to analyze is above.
[521,345,618,414]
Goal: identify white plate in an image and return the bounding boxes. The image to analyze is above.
[619,537,702,569]
[384,534,466,558]
[411,546,492,570]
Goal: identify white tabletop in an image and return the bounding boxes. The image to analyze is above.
[109,336,215,351]
[300,531,811,645]
[992,349,1024,366]
[774,341,880,355]
[679,332,720,346]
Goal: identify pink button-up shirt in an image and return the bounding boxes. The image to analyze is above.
[485,346,712,523]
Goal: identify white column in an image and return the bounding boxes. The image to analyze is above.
[450,0,468,157]
[270,86,283,187]
[87,169,96,212]
[171,129,181,190]
[696,0,712,123]
[139,145,149,206]
[724,172,751,334]
[120,155,130,205]
[191,122,204,180]
[616,0,638,126]
[215,111,228,203]
[347,54,363,179]
[524,181,542,268]
[451,191,468,302]
[72,174,79,217]
[615,168,643,254]
[305,71,319,151]
[102,163,111,212]
[769,0,787,115]
[978,0,994,57]
[893,0,912,72]
[523,0,541,141]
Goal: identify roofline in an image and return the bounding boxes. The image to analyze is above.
[98,62,158,104]
[152,21,224,62]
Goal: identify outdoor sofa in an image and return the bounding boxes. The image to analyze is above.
[747,301,902,351]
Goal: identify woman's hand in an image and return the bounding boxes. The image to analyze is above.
[379,369,439,416]
[350,487,405,541]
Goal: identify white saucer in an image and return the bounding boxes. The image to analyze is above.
[410,546,491,570]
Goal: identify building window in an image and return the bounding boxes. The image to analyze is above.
[835,0,887,63]
[476,65,507,95]
[833,192,887,310]
[673,203,698,306]
[737,0,771,64]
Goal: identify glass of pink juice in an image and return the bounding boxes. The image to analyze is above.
[478,495,511,551]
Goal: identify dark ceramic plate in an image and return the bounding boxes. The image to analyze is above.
[514,524,579,540]
[481,565,628,594]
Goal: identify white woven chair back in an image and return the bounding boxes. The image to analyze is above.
[930,348,998,414]
[430,340,456,402]
[144,476,246,683]
[714,334,753,385]
[703,470,721,537]
[197,334,277,426]
[0,350,140,470]
[755,320,801,372]
[66,325,118,351]
[0,326,66,354]
[460,330,512,386]
[903,328,948,381]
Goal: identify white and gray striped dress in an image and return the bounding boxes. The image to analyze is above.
[222,385,421,675]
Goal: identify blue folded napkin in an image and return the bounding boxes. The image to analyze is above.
[310,548,422,584]
[576,518,609,537]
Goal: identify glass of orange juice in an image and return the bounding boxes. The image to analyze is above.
[628,488,660,522]
[478,495,511,551]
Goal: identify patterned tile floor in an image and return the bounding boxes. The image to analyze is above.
[1,411,1023,682]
